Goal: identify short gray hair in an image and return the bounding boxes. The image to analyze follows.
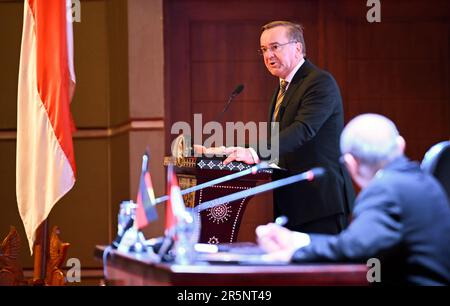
[340,114,401,167]
[261,21,306,56]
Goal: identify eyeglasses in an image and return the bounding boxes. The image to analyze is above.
[258,41,298,56]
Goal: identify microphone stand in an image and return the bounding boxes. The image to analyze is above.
[215,84,244,123]
[216,94,236,123]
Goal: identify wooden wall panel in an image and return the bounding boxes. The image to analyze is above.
[129,130,167,240]
[347,23,447,60]
[190,22,262,62]
[128,0,165,119]
[340,0,450,160]
[50,138,115,268]
[347,61,447,100]
[191,62,272,108]
[343,0,450,20]
[0,2,22,130]
[106,0,130,127]
[71,1,110,128]
[127,0,166,240]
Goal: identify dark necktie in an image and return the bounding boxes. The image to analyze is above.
[272,80,288,121]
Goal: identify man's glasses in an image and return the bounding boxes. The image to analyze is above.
[258,41,298,56]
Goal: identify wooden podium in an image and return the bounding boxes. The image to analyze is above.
[163,156,272,244]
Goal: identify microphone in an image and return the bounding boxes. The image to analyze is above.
[111,217,134,249]
[194,167,326,212]
[228,83,244,100]
[306,167,325,181]
[215,84,244,122]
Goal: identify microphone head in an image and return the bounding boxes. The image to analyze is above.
[217,84,245,122]
[306,167,326,181]
[232,84,244,96]
[311,167,326,177]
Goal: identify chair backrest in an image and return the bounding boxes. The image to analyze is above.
[421,141,450,201]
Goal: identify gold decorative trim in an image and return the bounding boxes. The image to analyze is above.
[178,175,197,208]
[163,156,197,168]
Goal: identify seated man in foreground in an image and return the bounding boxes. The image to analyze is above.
[256,113,450,285]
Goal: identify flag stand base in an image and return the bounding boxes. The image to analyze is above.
[33,222,70,286]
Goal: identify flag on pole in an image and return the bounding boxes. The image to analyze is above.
[165,164,187,234]
[16,0,76,254]
[135,152,158,229]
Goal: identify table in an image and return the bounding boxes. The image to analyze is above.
[95,245,369,286]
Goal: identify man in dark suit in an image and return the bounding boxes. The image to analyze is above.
[256,114,450,285]
[223,21,354,234]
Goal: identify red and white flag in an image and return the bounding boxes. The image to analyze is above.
[17,0,76,254]
[135,151,158,230]
[165,164,186,234]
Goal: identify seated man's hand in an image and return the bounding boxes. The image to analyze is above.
[256,223,310,262]
[223,146,259,165]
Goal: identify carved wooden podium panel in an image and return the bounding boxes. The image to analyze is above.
[164,156,272,244]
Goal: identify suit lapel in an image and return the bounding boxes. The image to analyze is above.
[277,59,312,122]
[267,89,278,124]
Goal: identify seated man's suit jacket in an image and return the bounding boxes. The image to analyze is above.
[292,156,450,285]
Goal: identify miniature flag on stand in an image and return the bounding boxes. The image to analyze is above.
[16,0,77,254]
[135,152,158,229]
[165,163,187,234]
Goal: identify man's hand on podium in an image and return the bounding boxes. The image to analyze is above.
[194,145,260,165]
[193,145,226,156]
[223,147,260,165]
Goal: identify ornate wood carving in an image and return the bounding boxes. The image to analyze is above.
[0,226,25,285]
[45,226,70,286]
[178,175,197,208]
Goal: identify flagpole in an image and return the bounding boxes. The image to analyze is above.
[33,219,49,285]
